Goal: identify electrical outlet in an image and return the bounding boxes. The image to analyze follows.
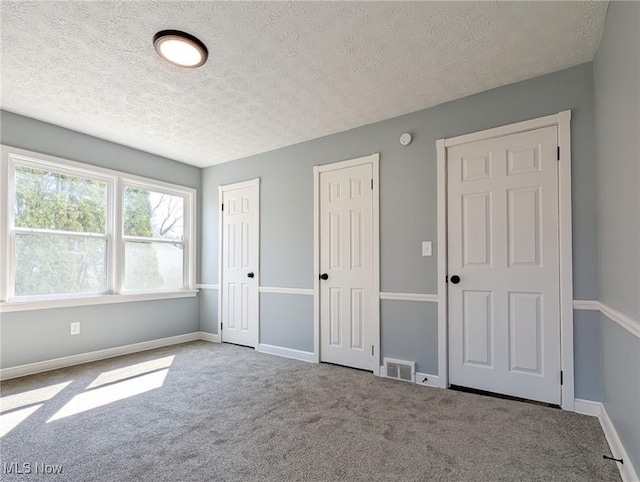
[421,241,432,256]
[70,322,80,335]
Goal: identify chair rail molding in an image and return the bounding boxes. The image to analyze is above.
[573,300,640,338]
[258,286,314,296]
[379,292,438,302]
[197,284,219,290]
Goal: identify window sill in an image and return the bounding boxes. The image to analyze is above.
[0,290,198,313]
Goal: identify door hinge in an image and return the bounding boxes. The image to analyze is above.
[560,370,563,385]
[220,322,223,331]
[371,345,374,356]
[221,203,224,211]
[557,146,560,161]
[371,179,373,190]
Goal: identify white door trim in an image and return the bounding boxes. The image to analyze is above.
[437,111,574,410]
[313,153,380,375]
[218,178,260,348]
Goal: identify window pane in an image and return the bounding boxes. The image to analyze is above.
[124,242,184,291]
[14,233,107,296]
[14,166,107,234]
[124,187,184,240]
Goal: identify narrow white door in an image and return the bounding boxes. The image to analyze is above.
[319,162,374,371]
[221,180,259,348]
[447,126,561,404]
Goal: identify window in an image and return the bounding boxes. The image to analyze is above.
[0,146,196,310]
[12,163,111,298]
[122,185,186,292]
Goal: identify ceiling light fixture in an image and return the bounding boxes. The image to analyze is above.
[153,30,208,68]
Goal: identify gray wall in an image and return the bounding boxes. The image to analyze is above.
[0,110,202,368]
[594,2,640,322]
[201,62,599,377]
[199,289,219,335]
[1,299,200,367]
[573,309,603,402]
[260,294,314,352]
[601,313,640,471]
[381,301,438,375]
[593,1,640,471]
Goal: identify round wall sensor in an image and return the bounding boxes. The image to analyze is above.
[400,133,412,146]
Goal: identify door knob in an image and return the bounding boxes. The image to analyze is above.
[450,275,461,284]
[319,273,329,280]
[247,272,255,278]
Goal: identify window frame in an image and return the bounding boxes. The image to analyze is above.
[0,145,197,312]
[8,155,116,300]
[120,178,194,294]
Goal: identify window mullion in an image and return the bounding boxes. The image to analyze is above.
[186,192,194,290]
[12,227,109,239]
[0,151,7,302]
[122,235,185,244]
[114,178,123,294]
[5,155,16,300]
[8,231,16,299]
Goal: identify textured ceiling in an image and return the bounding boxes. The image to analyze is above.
[1,1,607,168]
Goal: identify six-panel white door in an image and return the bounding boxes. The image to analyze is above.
[221,181,259,348]
[320,163,374,371]
[447,126,561,404]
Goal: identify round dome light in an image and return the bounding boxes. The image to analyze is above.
[153,30,208,68]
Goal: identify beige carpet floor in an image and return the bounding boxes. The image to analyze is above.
[0,341,620,481]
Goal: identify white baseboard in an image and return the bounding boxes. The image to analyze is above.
[574,398,603,417]
[574,398,638,482]
[256,343,315,363]
[0,332,201,381]
[199,331,220,343]
[600,404,639,482]
[415,372,444,388]
[379,365,444,388]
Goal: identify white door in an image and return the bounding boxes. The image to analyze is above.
[319,162,375,371]
[221,180,259,348]
[447,126,561,404]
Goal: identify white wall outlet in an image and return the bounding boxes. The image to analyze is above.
[70,322,80,335]
[421,241,432,256]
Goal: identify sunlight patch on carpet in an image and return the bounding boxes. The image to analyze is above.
[87,355,175,389]
[1,381,71,414]
[0,404,43,437]
[47,369,169,422]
